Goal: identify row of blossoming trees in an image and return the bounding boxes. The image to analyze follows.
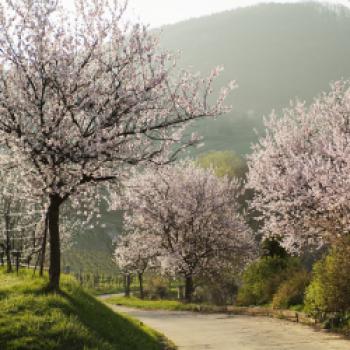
[0,0,235,290]
[113,81,350,302]
[1,0,349,297]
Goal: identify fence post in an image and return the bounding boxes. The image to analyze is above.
[11,251,21,275]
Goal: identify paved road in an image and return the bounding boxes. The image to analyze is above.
[107,304,350,350]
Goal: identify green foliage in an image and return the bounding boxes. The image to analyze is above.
[196,151,247,179]
[146,276,170,300]
[194,277,238,306]
[272,270,310,309]
[304,261,326,316]
[236,256,303,306]
[195,261,240,305]
[0,268,173,350]
[261,237,288,259]
[305,237,350,317]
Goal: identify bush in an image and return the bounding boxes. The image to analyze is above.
[194,274,238,305]
[305,236,350,318]
[146,276,169,299]
[303,261,327,317]
[272,270,310,309]
[261,237,288,259]
[236,256,303,306]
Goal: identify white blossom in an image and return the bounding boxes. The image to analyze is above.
[247,81,350,253]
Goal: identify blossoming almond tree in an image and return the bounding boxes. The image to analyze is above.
[247,81,350,253]
[117,162,255,302]
[114,232,161,298]
[0,153,46,272]
[0,0,233,289]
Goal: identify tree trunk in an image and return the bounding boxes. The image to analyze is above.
[138,272,144,299]
[47,195,62,291]
[185,275,194,302]
[125,274,131,297]
[39,212,49,277]
[5,215,12,273]
[177,285,184,300]
[5,237,12,273]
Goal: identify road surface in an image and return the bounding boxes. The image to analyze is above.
[107,304,350,350]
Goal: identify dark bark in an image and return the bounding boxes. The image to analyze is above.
[5,244,12,272]
[5,215,12,273]
[138,272,144,299]
[39,212,49,277]
[125,274,131,297]
[13,251,20,275]
[47,195,62,291]
[185,275,194,302]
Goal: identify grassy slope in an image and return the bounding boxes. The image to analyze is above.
[0,269,175,350]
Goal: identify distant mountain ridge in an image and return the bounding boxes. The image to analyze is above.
[159,2,350,155]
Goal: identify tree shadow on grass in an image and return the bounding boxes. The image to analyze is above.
[0,269,173,350]
[57,288,171,350]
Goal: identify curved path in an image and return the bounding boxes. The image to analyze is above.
[106,304,350,350]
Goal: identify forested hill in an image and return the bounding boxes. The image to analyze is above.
[159,2,350,155]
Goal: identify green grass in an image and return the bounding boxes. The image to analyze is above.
[289,304,305,312]
[0,268,175,350]
[105,296,214,312]
[88,286,125,296]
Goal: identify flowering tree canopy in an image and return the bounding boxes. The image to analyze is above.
[247,81,350,253]
[114,232,160,298]
[0,0,232,289]
[114,232,160,275]
[117,162,255,301]
[0,153,47,271]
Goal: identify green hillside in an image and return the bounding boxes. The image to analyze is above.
[160,2,350,155]
[0,268,174,350]
[62,231,115,275]
[61,210,123,275]
[70,2,350,270]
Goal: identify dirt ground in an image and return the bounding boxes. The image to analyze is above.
[110,305,350,350]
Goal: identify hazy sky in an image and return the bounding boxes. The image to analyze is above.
[61,1,350,27]
[126,0,350,27]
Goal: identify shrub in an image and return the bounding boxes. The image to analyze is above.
[236,256,303,306]
[305,236,350,318]
[303,261,327,317]
[272,270,310,309]
[261,237,288,259]
[194,274,238,305]
[146,276,169,299]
